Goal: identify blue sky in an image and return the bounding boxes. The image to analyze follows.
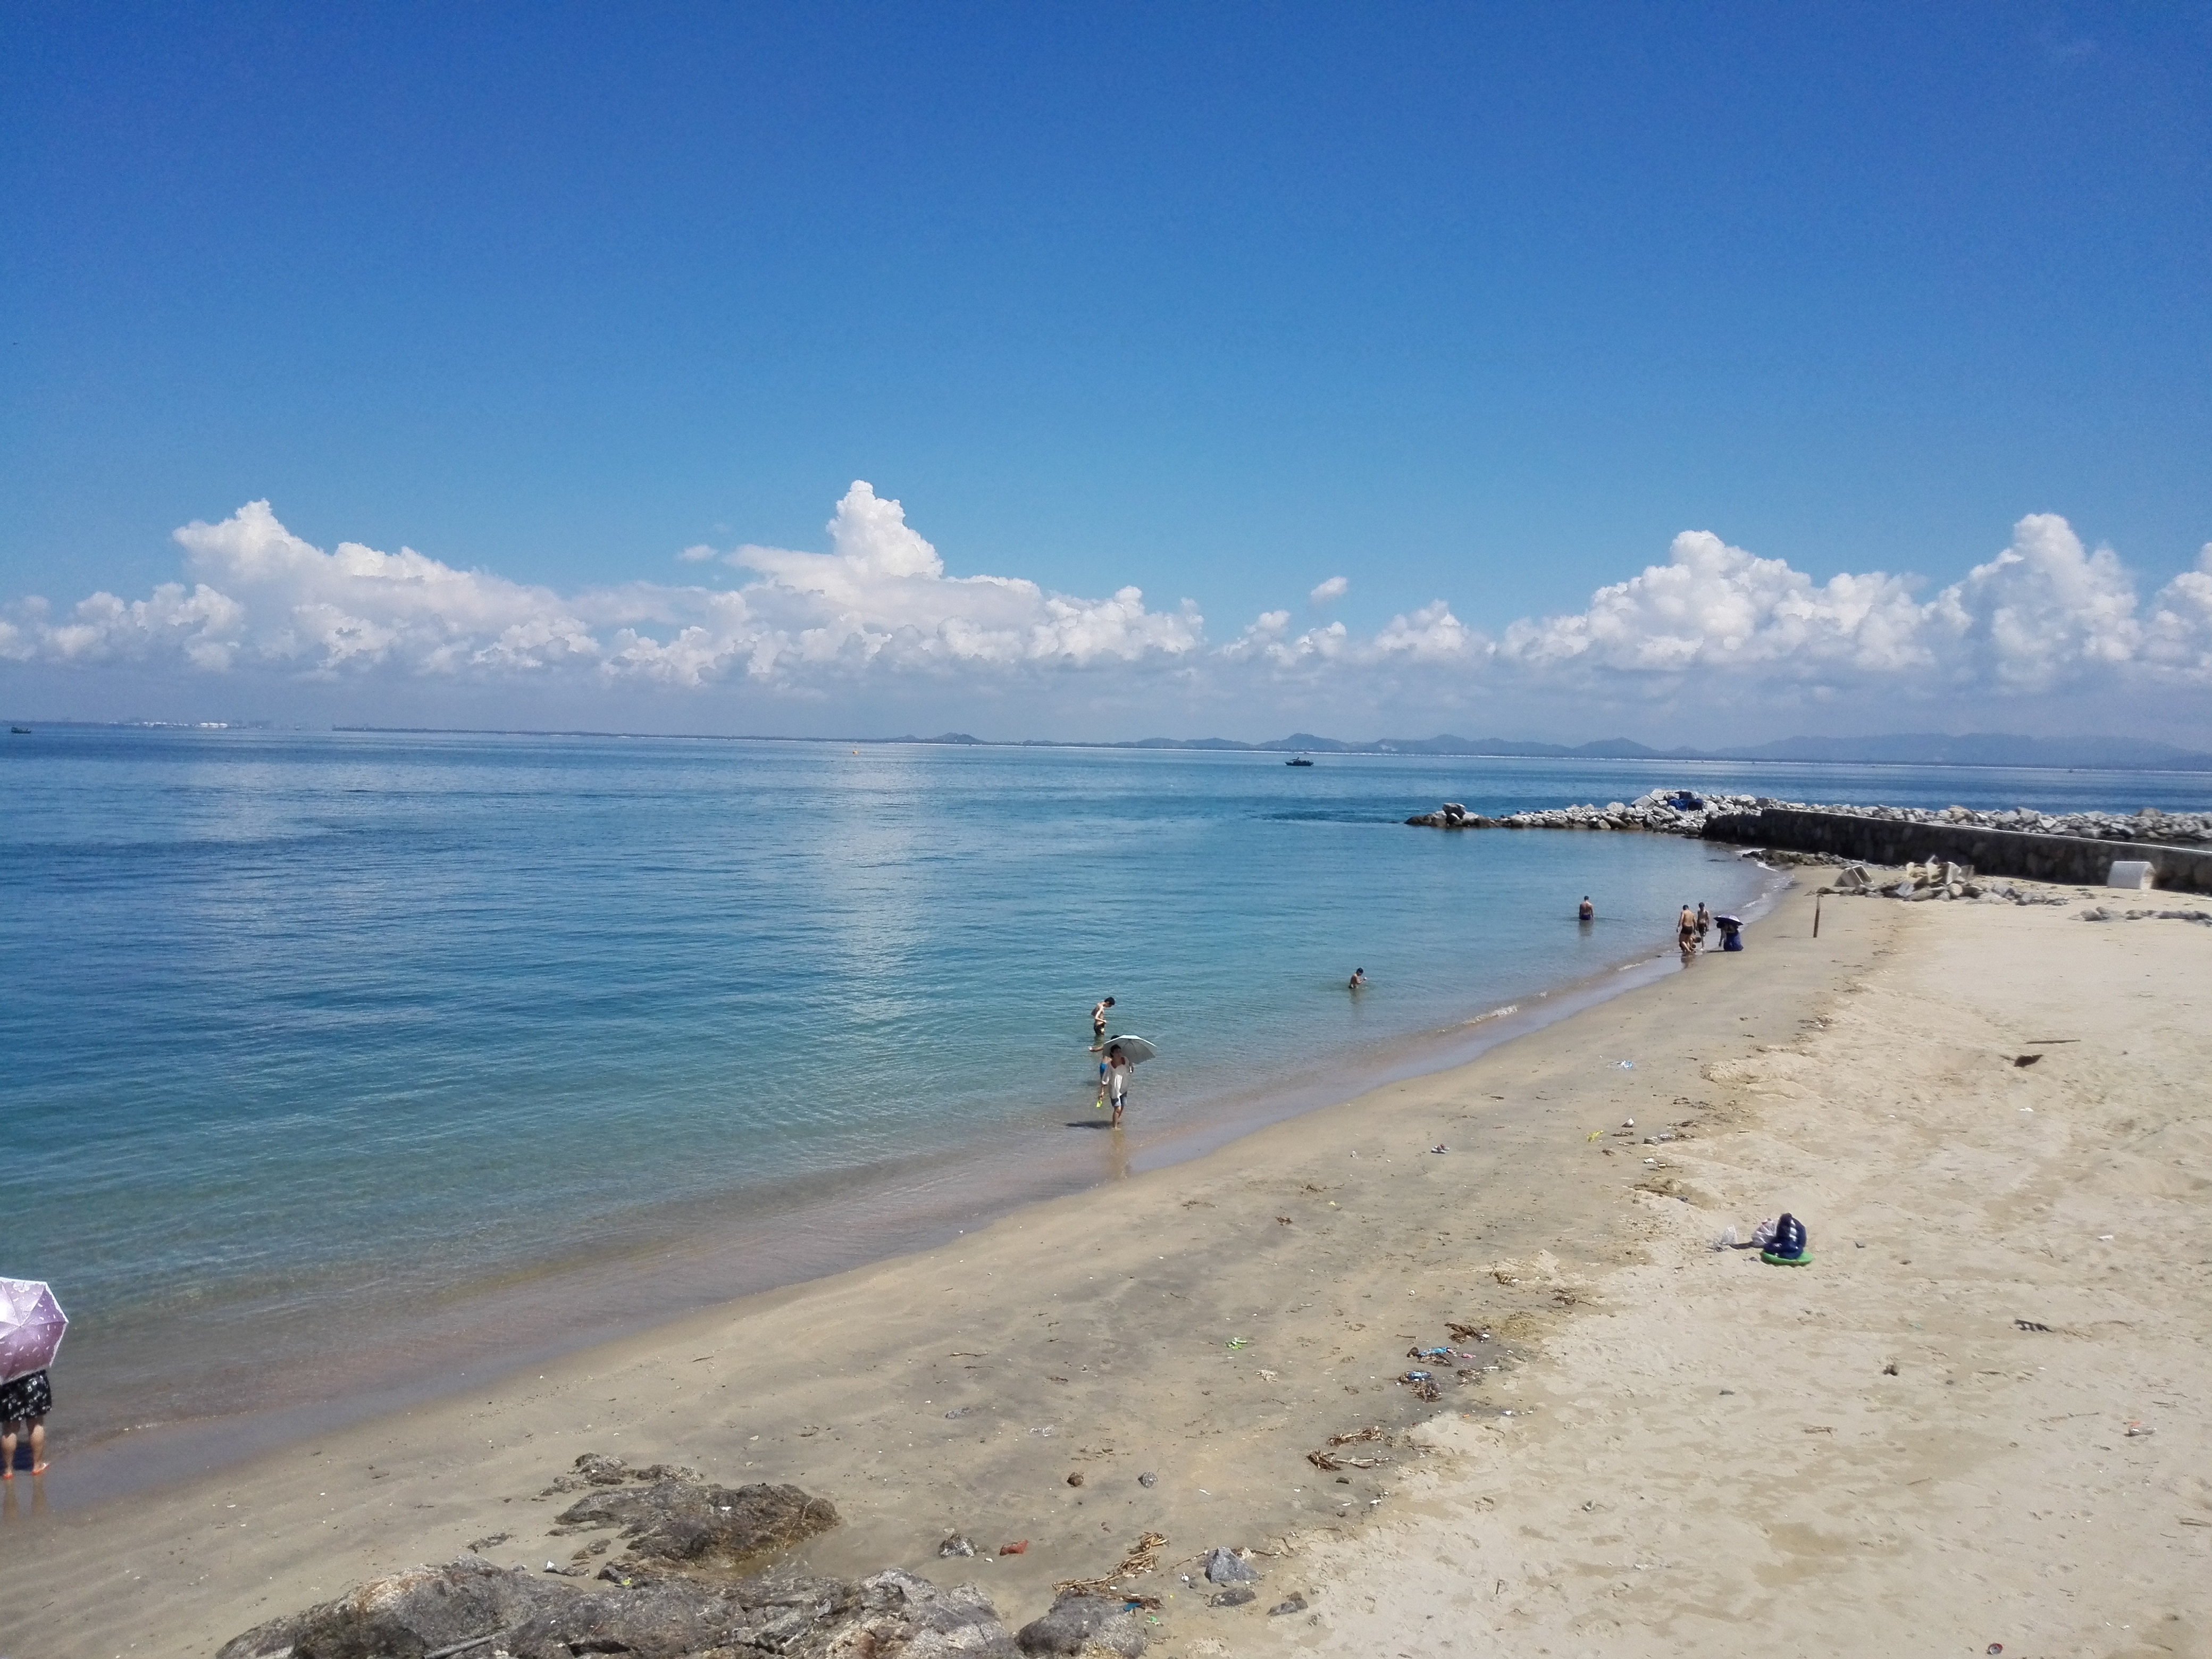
[5,2,2210,741]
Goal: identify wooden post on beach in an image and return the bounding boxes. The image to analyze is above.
[1814,892,1822,938]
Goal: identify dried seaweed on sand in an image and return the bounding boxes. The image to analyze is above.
[1051,1531,1168,1598]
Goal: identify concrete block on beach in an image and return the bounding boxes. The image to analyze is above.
[2107,859,2155,890]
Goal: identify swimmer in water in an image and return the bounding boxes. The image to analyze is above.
[1578,895,1594,921]
[1347,967,1367,990]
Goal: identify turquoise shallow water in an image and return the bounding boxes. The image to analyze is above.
[2,728,2203,1480]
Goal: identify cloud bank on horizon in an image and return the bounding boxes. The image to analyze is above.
[4,482,2210,741]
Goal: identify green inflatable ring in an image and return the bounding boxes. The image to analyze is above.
[1759,1250,1813,1267]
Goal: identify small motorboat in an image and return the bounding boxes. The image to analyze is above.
[8,726,28,736]
[1285,753,1314,766]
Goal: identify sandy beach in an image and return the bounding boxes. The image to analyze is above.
[5,876,2208,1657]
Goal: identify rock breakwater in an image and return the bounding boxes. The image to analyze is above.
[1406,791,2212,843]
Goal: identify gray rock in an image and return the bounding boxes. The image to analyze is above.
[1268,1594,1309,1615]
[216,1555,551,1659]
[219,1558,1015,1659]
[557,1476,838,1570]
[1202,1546,1258,1584]
[842,1568,1023,1659]
[1209,1587,1255,1607]
[1015,1593,1148,1656]
[1137,1471,1158,1488]
[939,1534,978,1557]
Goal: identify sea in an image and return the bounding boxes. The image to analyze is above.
[4,726,2206,1500]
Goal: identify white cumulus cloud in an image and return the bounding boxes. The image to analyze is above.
[1491,515,2212,701]
[1498,531,1930,677]
[1,483,1204,696]
[5,492,2209,739]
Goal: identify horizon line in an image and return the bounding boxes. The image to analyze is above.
[9,718,2212,775]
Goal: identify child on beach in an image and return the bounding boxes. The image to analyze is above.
[1,1368,51,1478]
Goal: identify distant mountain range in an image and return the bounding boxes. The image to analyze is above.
[884,731,2212,772]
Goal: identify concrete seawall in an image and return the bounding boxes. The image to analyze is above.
[1703,808,2212,895]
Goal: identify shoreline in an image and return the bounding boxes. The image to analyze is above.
[2,872,1855,1657]
[1245,880,2212,1655]
[45,851,1783,1510]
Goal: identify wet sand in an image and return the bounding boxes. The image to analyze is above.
[9,878,2204,1656]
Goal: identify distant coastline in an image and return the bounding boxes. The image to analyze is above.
[296,724,2212,774]
[9,718,2212,773]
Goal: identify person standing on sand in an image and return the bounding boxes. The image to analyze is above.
[1696,901,1712,945]
[1579,895,1594,921]
[1678,903,1699,959]
[1,1368,51,1479]
[1091,996,1116,1049]
[1107,1043,1131,1128]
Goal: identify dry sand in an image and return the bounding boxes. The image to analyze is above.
[1242,886,2212,1659]
[3,878,2207,1657]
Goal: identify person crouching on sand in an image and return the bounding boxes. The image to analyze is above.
[1,1367,51,1479]
[1107,1044,1131,1128]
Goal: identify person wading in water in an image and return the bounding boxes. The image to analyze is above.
[1106,1044,1132,1128]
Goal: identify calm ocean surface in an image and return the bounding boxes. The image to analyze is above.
[4,728,2205,1489]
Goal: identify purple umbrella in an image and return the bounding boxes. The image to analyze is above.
[0,1279,66,1385]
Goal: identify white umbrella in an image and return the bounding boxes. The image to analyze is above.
[0,1279,66,1385]
[1101,1035,1159,1064]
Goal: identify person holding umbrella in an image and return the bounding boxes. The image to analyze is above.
[1095,1033,1158,1130]
[1106,1044,1132,1127]
[1,1278,65,1479]
[2,1369,50,1478]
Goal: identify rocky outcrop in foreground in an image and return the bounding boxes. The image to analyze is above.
[217,1455,1157,1659]
[1406,791,2212,842]
[216,1556,1019,1659]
